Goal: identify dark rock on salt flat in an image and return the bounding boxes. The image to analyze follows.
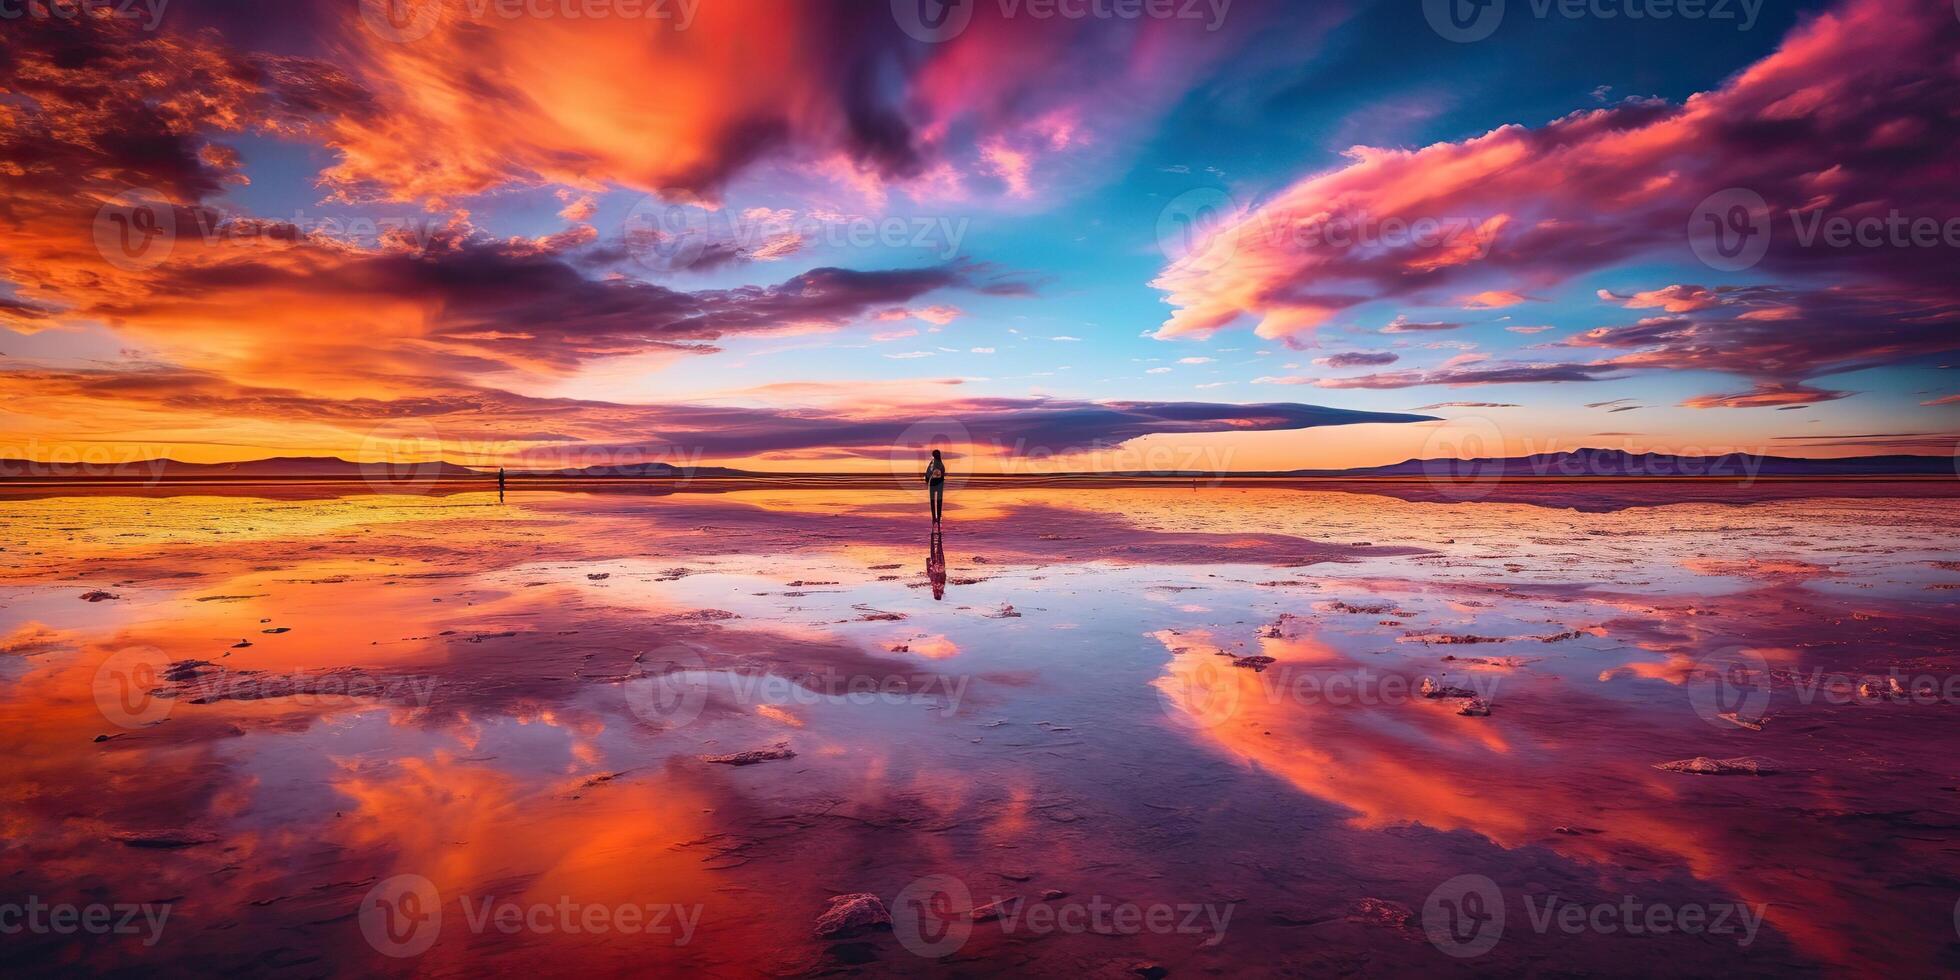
[80,591,122,602]
[1407,633,1506,645]
[1459,698,1492,717]
[663,608,739,623]
[163,660,219,682]
[1654,756,1779,775]
[1418,678,1478,699]
[1346,897,1413,928]
[1858,676,1907,699]
[111,829,219,849]
[704,745,796,766]
[1232,655,1277,671]
[814,893,890,937]
[1440,654,1536,667]
[1327,600,1392,615]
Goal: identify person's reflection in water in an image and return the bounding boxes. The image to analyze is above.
[927,529,947,601]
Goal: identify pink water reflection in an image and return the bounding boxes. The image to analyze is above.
[3,485,1957,974]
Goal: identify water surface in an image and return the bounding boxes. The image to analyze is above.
[4,485,1957,975]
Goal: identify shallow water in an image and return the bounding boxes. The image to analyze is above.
[3,486,1958,976]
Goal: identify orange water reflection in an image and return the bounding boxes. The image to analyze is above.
[3,486,1957,974]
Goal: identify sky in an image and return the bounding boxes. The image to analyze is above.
[1,0,1956,472]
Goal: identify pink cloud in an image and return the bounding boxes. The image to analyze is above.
[1313,351,1400,368]
[980,141,1034,198]
[1150,0,1960,385]
[1261,362,1615,390]
[1561,283,1955,404]
[912,305,964,326]
[1598,285,1727,313]
[1462,290,1529,309]
[1380,316,1465,334]
[1681,383,1853,409]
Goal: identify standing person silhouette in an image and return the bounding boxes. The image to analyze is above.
[923,449,946,524]
[497,466,506,501]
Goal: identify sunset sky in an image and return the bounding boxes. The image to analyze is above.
[2,0,1956,472]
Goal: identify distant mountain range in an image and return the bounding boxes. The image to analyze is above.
[0,456,481,479]
[507,462,751,478]
[1284,448,1955,478]
[0,449,1952,480]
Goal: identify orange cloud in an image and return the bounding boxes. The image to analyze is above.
[1150,0,1960,365]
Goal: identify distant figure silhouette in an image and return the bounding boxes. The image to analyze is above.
[923,449,946,524]
[927,528,946,601]
[498,466,506,500]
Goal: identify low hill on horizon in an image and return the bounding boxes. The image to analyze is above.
[1286,448,1955,478]
[0,456,484,479]
[505,462,752,478]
